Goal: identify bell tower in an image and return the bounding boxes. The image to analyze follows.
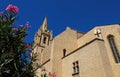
[33,17,52,62]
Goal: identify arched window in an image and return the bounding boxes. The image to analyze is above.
[63,49,66,57]
[107,35,120,63]
[43,37,47,44]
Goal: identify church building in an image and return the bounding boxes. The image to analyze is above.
[32,17,120,77]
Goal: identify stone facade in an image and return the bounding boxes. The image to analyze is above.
[32,18,120,77]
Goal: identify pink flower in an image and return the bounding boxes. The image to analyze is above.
[6,4,18,13]
[26,21,29,26]
[12,27,18,31]
[19,24,23,27]
[30,52,32,58]
[0,11,5,15]
[25,43,31,48]
[26,21,32,28]
[49,72,56,77]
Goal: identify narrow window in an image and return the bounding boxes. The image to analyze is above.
[63,49,66,57]
[72,61,79,76]
[43,37,47,44]
[76,61,79,73]
[73,63,76,73]
[107,35,120,63]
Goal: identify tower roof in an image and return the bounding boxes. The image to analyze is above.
[40,17,48,31]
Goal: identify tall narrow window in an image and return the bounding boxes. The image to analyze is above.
[107,35,120,63]
[43,37,47,44]
[63,49,66,57]
[72,61,79,76]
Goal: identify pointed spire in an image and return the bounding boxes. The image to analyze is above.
[40,17,48,31]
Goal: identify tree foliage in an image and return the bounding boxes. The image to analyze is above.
[0,4,40,77]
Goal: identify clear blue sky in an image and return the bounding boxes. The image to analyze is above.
[1,0,120,43]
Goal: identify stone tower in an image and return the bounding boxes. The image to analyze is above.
[33,17,52,64]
